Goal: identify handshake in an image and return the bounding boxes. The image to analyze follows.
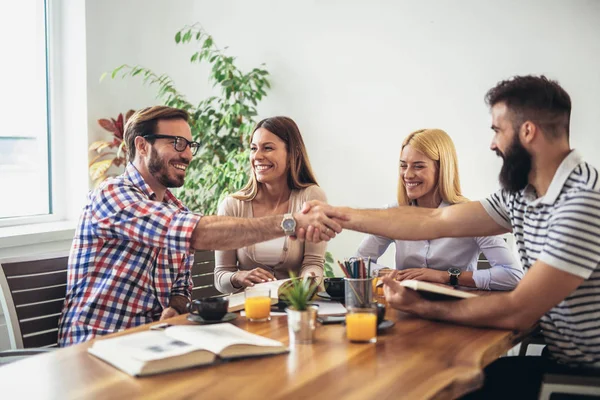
[291,200,350,243]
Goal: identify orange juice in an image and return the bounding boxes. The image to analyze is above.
[346,312,377,342]
[244,296,271,321]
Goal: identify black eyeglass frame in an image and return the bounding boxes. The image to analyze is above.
[142,134,201,156]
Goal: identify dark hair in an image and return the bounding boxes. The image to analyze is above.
[233,116,319,201]
[485,75,571,139]
[123,106,189,161]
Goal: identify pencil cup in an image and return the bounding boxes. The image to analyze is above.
[344,277,374,309]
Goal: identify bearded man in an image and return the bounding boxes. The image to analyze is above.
[306,76,600,398]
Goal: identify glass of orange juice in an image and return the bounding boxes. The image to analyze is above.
[244,288,271,322]
[345,306,377,343]
[374,269,392,304]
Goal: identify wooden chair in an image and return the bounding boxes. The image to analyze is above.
[0,251,69,350]
[0,249,217,357]
[191,250,221,300]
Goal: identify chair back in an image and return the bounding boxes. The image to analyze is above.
[191,250,220,300]
[0,251,69,349]
[477,252,491,270]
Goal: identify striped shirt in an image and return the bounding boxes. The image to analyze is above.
[482,150,600,368]
[58,163,202,346]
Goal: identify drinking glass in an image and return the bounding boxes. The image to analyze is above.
[244,288,271,322]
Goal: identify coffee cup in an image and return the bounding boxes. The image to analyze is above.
[324,277,345,298]
[187,296,229,321]
[376,302,386,326]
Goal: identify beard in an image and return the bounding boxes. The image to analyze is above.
[497,133,532,193]
[148,146,186,188]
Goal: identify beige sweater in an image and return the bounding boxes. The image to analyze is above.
[214,185,327,294]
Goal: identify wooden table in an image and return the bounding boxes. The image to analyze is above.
[0,308,526,399]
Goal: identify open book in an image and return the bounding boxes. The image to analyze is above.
[399,279,478,300]
[88,324,288,377]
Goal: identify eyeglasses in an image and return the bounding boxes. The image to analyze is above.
[142,134,201,156]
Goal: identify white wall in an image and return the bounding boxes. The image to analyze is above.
[85,0,600,267]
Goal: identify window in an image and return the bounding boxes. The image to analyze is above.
[0,0,51,222]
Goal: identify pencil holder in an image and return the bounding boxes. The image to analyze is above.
[344,277,374,309]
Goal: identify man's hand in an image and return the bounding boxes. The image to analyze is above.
[382,270,425,313]
[232,268,276,288]
[395,268,448,284]
[160,306,179,321]
[294,200,349,242]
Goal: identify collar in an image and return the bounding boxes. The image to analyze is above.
[124,162,184,208]
[523,149,582,206]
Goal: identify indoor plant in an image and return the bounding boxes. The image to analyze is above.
[279,275,320,344]
[107,24,270,214]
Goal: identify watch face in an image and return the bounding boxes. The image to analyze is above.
[448,267,461,275]
[282,218,295,230]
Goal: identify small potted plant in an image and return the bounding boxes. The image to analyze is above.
[279,274,319,344]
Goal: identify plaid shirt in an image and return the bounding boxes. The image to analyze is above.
[58,163,202,346]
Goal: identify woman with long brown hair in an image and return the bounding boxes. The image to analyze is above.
[214,117,327,293]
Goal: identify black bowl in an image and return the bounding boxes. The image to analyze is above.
[187,297,229,321]
[324,277,345,299]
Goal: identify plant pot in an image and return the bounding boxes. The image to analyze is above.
[285,305,318,344]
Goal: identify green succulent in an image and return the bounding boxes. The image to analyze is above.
[279,274,316,311]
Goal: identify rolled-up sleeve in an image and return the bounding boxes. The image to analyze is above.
[92,182,201,253]
[473,235,523,290]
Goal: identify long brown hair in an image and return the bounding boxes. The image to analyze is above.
[233,117,319,201]
[397,129,468,206]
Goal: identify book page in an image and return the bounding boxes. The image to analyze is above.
[92,331,206,362]
[165,324,285,355]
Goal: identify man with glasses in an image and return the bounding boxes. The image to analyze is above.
[58,106,344,346]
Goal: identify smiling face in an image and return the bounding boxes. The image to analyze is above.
[145,118,193,188]
[250,128,289,186]
[400,144,439,206]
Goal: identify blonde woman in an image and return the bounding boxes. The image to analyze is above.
[356,129,523,290]
[214,117,326,293]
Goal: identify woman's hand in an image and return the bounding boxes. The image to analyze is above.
[395,268,448,284]
[232,268,276,288]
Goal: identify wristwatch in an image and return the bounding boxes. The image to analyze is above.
[447,267,461,286]
[280,213,296,236]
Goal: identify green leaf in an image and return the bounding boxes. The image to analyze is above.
[111,64,126,79]
[175,31,182,43]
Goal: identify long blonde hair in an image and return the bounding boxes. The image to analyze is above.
[397,129,468,206]
[233,116,319,201]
